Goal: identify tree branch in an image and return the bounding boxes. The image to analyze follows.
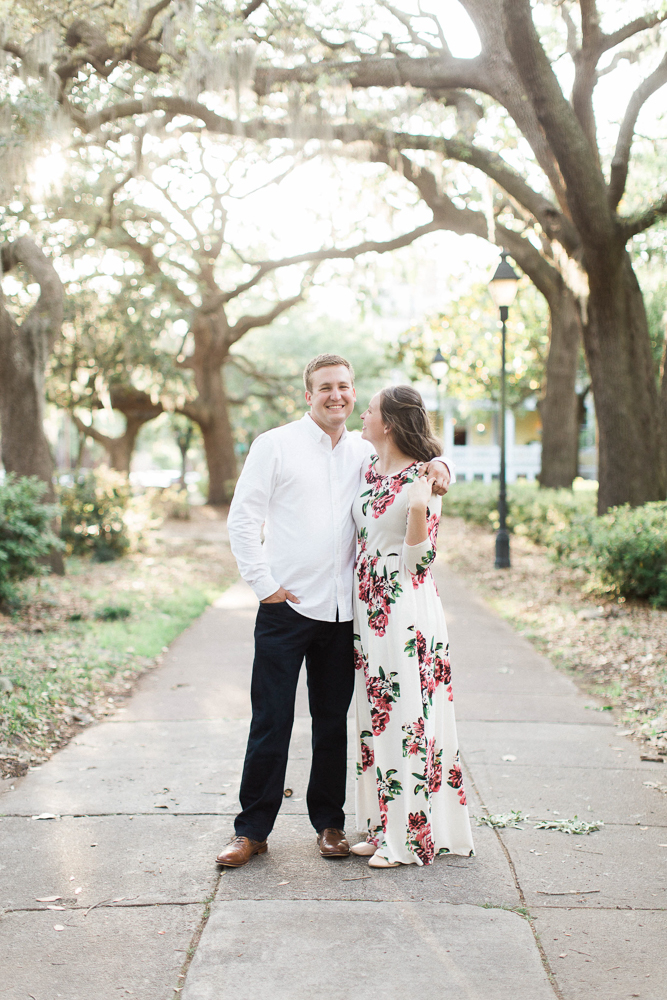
[378,150,561,301]
[608,51,667,210]
[602,12,667,53]
[0,237,64,354]
[374,131,579,252]
[111,227,193,309]
[501,0,611,245]
[71,412,115,448]
[248,223,441,271]
[378,1,443,54]
[561,4,579,58]
[621,191,667,238]
[229,290,308,344]
[241,0,266,19]
[570,0,603,159]
[579,0,602,50]
[253,51,491,97]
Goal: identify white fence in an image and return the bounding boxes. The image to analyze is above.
[451,443,542,483]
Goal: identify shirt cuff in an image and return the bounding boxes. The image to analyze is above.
[251,575,281,603]
[432,456,456,485]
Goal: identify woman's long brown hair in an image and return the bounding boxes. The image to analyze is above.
[379,385,442,463]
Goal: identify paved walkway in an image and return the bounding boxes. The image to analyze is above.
[1,558,666,999]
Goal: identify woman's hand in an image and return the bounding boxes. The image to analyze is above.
[407,475,433,511]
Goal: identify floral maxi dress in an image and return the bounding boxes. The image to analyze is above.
[353,458,475,865]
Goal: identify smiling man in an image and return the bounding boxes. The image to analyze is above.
[217,354,452,867]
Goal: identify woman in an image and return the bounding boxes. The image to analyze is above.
[351,385,474,868]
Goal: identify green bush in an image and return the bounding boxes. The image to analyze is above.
[509,484,596,546]
[59,467,132,562]
[443,480,499,528]
[553,502,667,607]
[444,480,596,545]
[150,483,191,521]
[95,604,131,621]
[446,482,667,607]
[0,475,62,605]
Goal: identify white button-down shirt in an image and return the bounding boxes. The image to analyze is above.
[227,413,454,623]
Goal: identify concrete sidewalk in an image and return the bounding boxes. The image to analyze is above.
[1,558,666,1000]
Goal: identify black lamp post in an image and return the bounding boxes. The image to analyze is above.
[488,250,519,569]
[430,347,448,437]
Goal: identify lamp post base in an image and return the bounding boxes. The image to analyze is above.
[495,529,511,569]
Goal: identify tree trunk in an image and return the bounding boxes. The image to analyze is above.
[661,338,667,462]
[0,237,65,574]
[71,414,140,473]
[105,418,145,473]
[538,284,582,489]
[72,389,163,473]
[184,364,237,505]
[584,251,666,513]
[575,384,590,479]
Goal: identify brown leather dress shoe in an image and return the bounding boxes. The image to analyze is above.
[215,836,268,867]
[317,828,350,857]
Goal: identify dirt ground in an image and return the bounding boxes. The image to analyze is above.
[439,515,667,777]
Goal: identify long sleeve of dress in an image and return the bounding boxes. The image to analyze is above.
[401,494,442,581]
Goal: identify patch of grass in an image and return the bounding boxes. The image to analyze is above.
[0,510,236,772]
[95,605,132,621]
[479,903,530,917]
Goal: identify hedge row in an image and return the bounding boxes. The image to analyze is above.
[0,469,166,607]
[443,480,597,544]
[445,481,667,608]
[0,476,62,606]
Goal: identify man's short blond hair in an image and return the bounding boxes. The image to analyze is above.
[303,354,355,393]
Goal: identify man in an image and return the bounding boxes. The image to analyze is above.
[216,354,452,866]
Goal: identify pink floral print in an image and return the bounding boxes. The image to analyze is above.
[353,458,474,865]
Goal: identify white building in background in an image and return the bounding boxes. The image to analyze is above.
[418,383,598,483]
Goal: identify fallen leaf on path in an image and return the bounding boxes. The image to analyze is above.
[36,896,61,902]
[46,905,65,910]
[53,925,65,931]
[32,813,57,821]
[533,816,603,834]
[558,953,568,958]
[341,875,372,881]
[475,810,527,829]
[83,898,112,916]
[640,755,664,762]
[276,881,289,885]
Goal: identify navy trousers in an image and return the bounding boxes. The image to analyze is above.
[234,602,355,842]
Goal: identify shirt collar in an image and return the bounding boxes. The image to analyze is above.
[302,412,349,448]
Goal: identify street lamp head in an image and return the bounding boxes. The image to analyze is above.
[489,250,520,310]
[430,347,449,383]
